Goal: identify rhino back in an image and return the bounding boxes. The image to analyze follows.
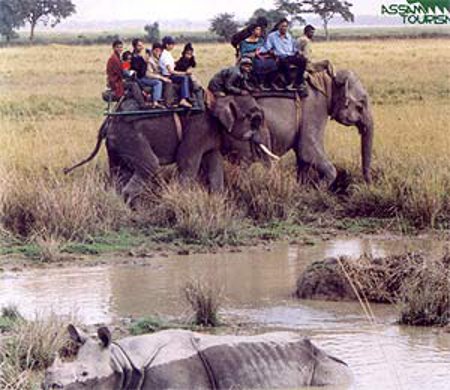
[122,330,210,389]
[197,332,315,388]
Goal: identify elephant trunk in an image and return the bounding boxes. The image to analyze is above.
[358,110,374,184]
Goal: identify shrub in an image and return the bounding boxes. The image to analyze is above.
[399,254,450,326]
[184,280,223,327]
[138,182,242,244]
[0,312,74,389]
[0,169,130,240]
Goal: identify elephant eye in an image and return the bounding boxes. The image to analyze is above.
[81,371,88,377]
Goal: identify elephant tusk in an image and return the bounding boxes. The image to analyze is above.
[258,144,281,161]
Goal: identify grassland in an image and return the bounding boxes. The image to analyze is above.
[0,38,449,258]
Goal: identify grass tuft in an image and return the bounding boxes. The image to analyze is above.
[183,280,223,327]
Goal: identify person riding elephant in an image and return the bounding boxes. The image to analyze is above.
[222,68,374,186]
[259,18,308,97]
[64,95,278,200]
[207,58,255,99]
[106,39,150,109]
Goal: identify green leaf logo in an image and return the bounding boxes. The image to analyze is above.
[406,0,450,12]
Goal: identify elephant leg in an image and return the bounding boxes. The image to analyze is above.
[118,132,160,200]
[177,149,203,187]
[107,144,133,193]
[297,135,337,187]
[314,157,337,186]
[201,149,224,192]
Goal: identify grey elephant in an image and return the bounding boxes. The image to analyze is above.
[222,69,374,186]
[43,326,353,389]
[64,95,277,199]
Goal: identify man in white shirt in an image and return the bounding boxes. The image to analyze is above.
[159,36,192,108]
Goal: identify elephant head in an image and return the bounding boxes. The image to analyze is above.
[332,70,374,184]
[211,95,279,162]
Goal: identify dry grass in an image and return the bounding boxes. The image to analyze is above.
[0,311,74,389]
[183,280,223,327]
[0,39,449,242]
[297,251,450,326]
[0,168,130,240]
[399,253,450,326]
[137,182,242,244]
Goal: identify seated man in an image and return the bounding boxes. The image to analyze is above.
[131,38,164,108]
[298,24,315,64]
[298,25,335,76]
[207,58,254,98]
[259,18,308,97]
[106,39,149,109]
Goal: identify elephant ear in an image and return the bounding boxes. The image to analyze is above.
[333,70,355,108]
[213,97,238,133]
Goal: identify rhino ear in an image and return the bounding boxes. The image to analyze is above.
[68,324,87,345]
[97,327,112,348]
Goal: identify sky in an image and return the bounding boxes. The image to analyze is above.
[69,0,385,22]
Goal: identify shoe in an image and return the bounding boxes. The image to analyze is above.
[179,99,193,108]
[152,102,166,109]
[285,84,297,92]
[270,83,284,91]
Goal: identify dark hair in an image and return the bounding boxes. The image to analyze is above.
[152,42,163,50]
[182,42,194,55]
[162,36,175,48]
[304,24,316,34]
[131,38,142,49]
[255,16,268,28]
[273,18,289,31]
[112,39,123,48]
[122,51,132,61]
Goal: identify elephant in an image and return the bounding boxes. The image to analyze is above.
[221,69,374,186]
[43,326,353,389]
[64,95,277,199]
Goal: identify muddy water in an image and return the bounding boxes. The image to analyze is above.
[1,237,449,389]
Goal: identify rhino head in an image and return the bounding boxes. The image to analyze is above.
[43,325,136,390]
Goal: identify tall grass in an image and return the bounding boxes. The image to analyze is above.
[137,182,242,244]
[0,169,130,240]
[0,311,74,389]
[399,253,450,326]
[183,280,223,327]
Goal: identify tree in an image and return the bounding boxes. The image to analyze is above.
[144,22,160,43]
[0,0,27,43]
[275,1,307,25]
[21,0,76,42]
[247,8,291,28]
[209,13,239,42]
[277,0,354,40]
[304,0,353,40]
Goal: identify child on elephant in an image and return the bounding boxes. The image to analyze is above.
[175,42,201,91]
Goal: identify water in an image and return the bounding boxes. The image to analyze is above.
[1,237,449,389]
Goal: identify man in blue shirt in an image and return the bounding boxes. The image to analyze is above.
[260,18,308,96]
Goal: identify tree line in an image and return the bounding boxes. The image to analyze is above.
[0,0,353,44]
[210,0,354,41]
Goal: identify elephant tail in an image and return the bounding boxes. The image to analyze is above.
[63,118,110,175]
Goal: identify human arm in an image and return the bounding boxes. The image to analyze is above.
[258,34,273,55]
[225,70,246,95]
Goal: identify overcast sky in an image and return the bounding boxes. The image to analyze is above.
[70,0,385,21]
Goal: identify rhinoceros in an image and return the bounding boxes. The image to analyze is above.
[43,325,352,389]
